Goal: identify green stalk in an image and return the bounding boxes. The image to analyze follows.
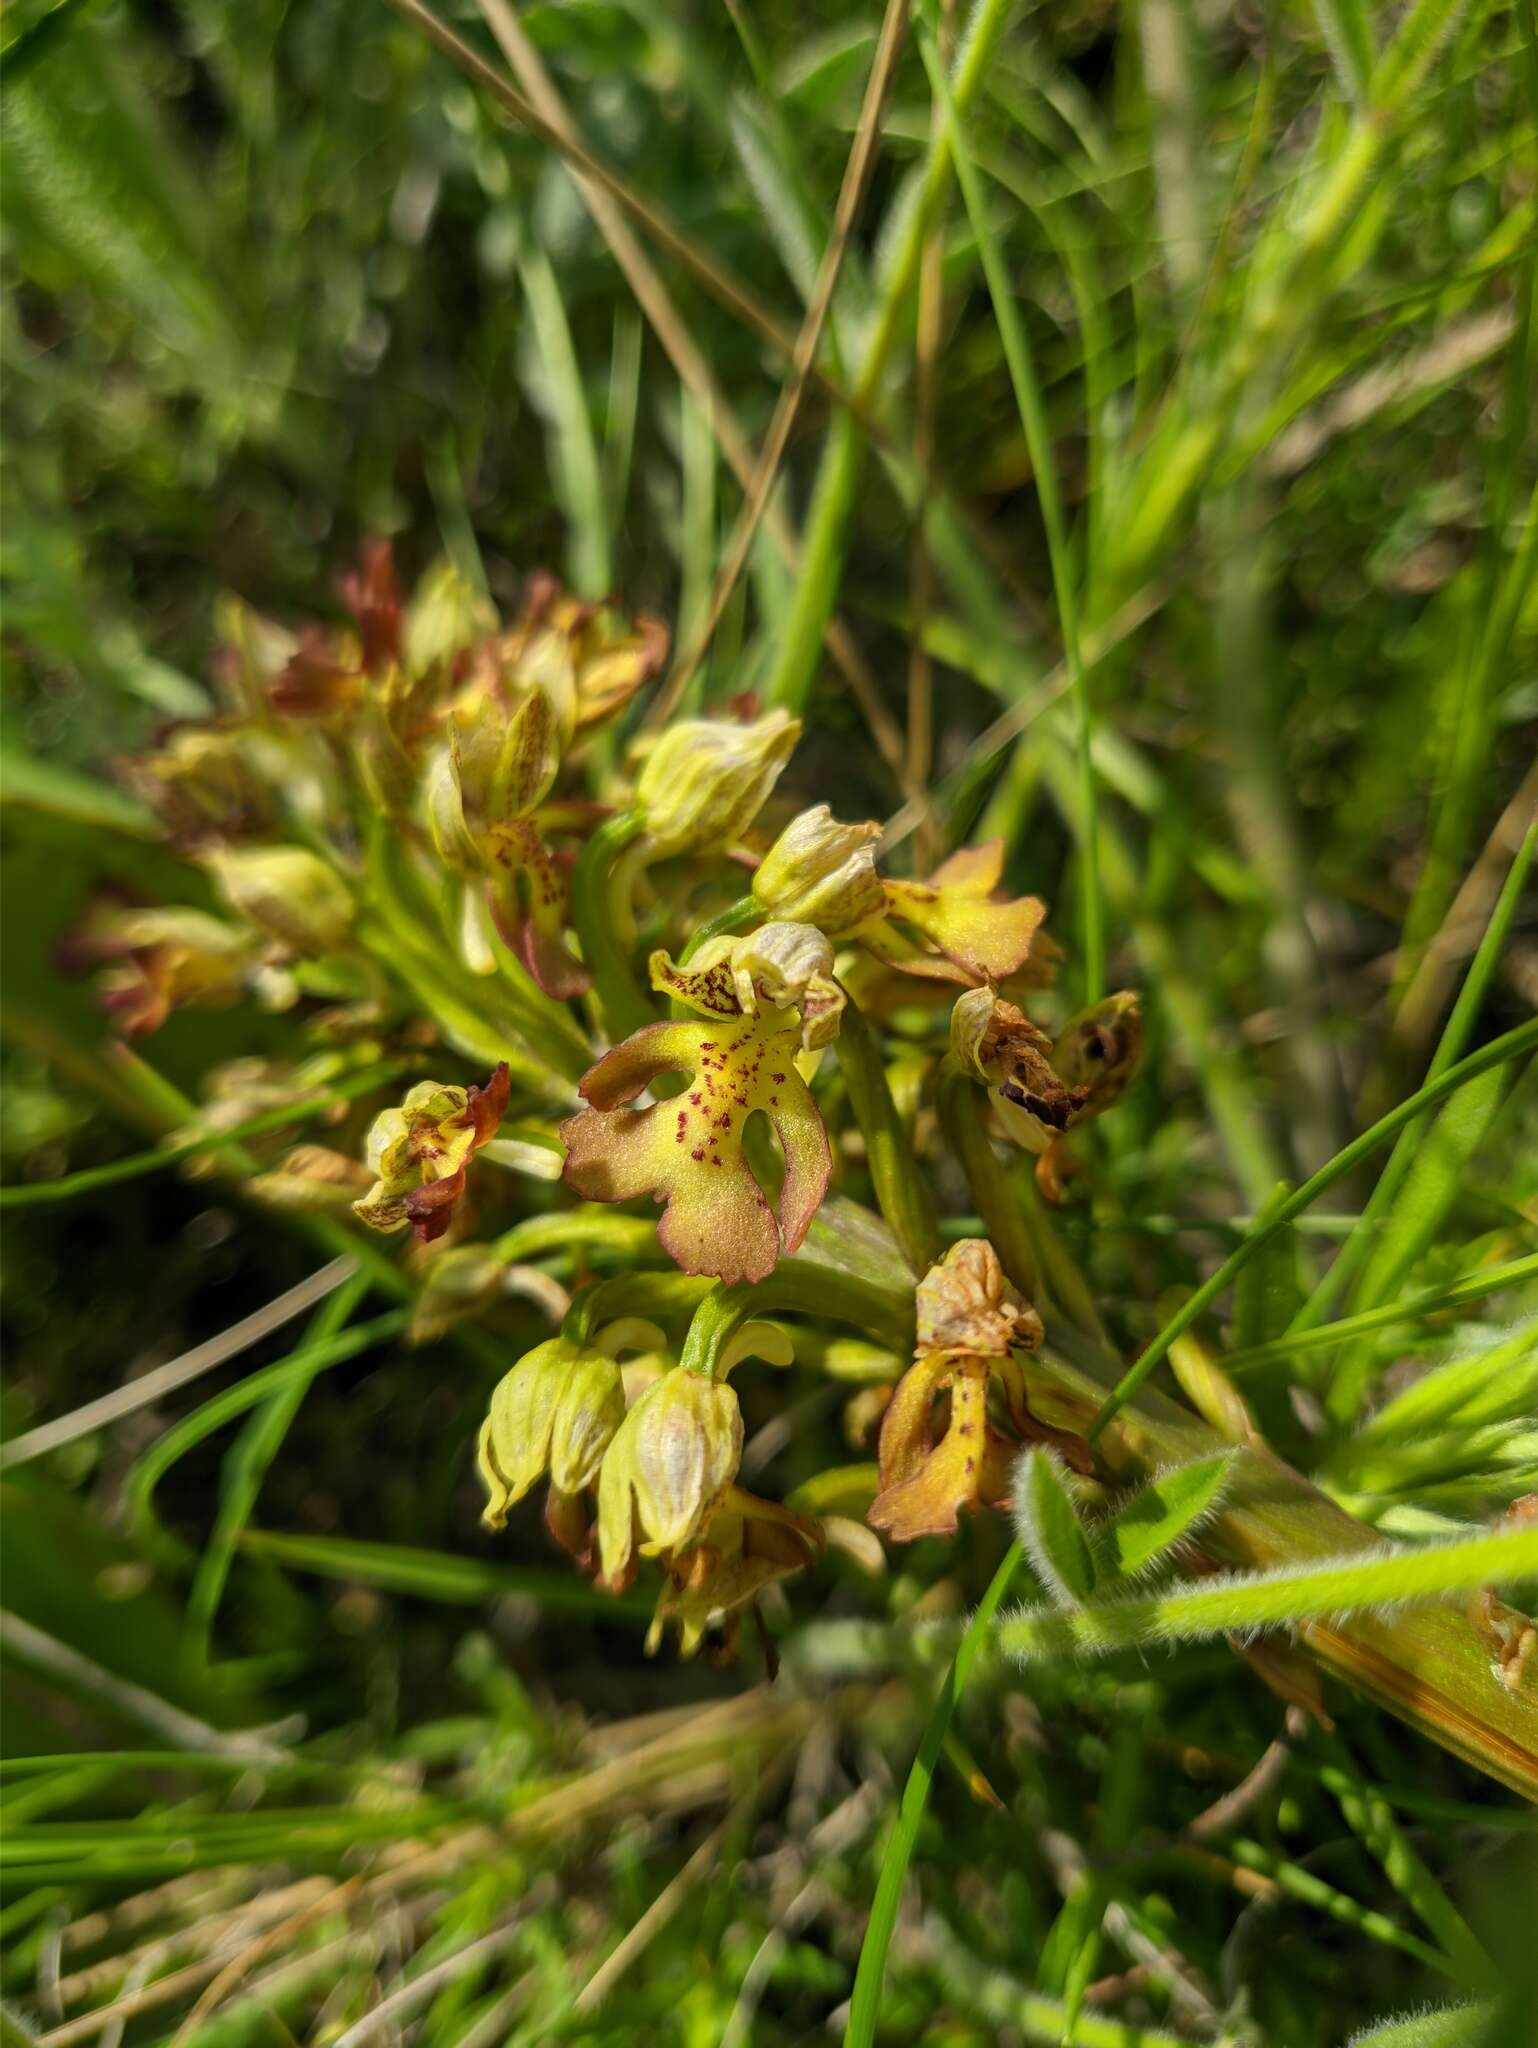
[997,1523,1538,1661]
[678,894,760,963]
[1225,1254,1538,1374]
[1293,815,1538,1332]
[935,1068,1107,1339]
[678,1253,916,1379]
[569,809,655,1042]
[1086,1017,1538,1443]
[935,1066,1040,1299]
[833,995,940,1275]
[0,1061,412,1208]
[844,1542,1023,2048]
[561,1271,715,1346]
[921,25,1103,1002]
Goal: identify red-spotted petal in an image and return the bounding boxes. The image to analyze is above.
[560,1015,831,1285]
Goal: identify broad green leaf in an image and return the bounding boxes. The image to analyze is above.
[1093,1453,1234,1586]
[1012,1448,1096,1605]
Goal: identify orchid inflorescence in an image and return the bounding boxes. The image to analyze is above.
[91,541,1142,1659]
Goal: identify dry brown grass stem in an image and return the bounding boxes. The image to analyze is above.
[464,0,910,788]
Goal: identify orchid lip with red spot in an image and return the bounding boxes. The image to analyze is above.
[559,1011,830,1285]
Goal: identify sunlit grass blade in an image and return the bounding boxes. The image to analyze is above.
[843,1542,1022,2048]
[1225,1254,1538,1375]
[919,21,1103,999]
[1294,774,1537,1335]
[1086,1016,1538,1442]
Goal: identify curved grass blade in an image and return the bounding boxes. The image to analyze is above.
[1086,1016,1538,1442]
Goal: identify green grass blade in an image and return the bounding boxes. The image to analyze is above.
[516,225,612,600]
[123,1311,409,1563]
[241,1529,651,1620]
[1351,1316,1538,1441]
[1295,747,1538,1333]
[1226,1254,1538,1375]
[184,1268,374,1666]
[1085,1016,1538,1441]
[843,1542,1022,2048]
[921,23,1103,1000]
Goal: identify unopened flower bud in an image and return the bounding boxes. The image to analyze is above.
[478,1339,625,1529]
[752,804,884,933]
[404,558,497,677]
[596,1368,743,1582]
[634,711,800,856]
[204,845,354,955]
[123,727,274,845]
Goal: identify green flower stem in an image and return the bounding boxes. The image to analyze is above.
[936,1067,1039,1298]
[0,1060,413,1209]
[495,1211,662,1266]
[679,1254,916,1379]
[365,819,591,1084]
[570,809,655,1042]
[561,1271,715,1347]
[833,995,940,1276]
[678,894,760,964]
[936,1068,1107,1340]
[996,1522,1538,1663]
[1086,1017,1538,1445]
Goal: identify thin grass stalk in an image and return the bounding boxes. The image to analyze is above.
[919,24,1104,999]
[1086,1016,1538,1442]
